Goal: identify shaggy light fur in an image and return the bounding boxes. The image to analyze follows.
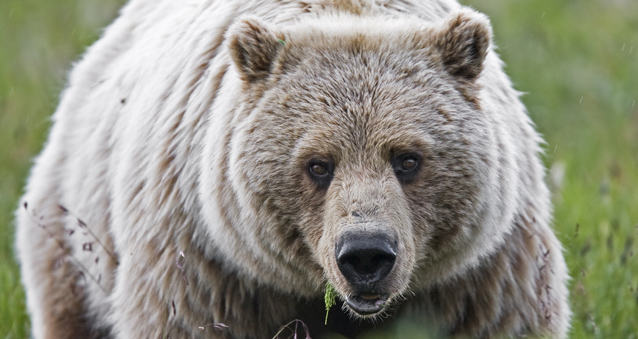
[16,0,570,338]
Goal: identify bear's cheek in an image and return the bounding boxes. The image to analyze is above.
[295,192,328,255]
[404,150,491,263]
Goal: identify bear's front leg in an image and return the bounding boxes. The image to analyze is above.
[108,246,192,338]
[17,201,98,339]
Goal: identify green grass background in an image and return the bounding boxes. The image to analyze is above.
[0,0,636,338]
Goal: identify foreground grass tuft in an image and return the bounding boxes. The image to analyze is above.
[324,282,338,325]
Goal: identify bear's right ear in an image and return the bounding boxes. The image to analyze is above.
[432,9,492,81]
[227,17,284,83]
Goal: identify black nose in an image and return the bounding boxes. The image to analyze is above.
[336,233,397,287]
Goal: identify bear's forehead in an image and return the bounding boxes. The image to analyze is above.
[262,68,456,164]
[273,17,451,113]
[269,47,457,138]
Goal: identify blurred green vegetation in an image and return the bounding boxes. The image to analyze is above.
[1,0,636,338]
[0,0,125,337]
[463,0,638,337]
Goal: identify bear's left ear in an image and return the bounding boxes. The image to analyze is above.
[227,16,284,83]
[433,9,492,81]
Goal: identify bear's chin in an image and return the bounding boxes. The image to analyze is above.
[344,293,390,316]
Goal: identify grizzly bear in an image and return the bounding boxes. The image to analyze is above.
[16,0,570,338]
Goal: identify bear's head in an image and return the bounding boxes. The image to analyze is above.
[202,8,519,318]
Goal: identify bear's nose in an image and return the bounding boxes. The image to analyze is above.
[336,233,397,287]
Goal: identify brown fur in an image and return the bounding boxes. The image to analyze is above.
[16,1,569,338]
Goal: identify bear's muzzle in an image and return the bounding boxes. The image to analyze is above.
[335,232,397,315]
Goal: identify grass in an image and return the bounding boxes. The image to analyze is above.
[0,0,125,337]
[461,1,638,337]
[1,0,636,338]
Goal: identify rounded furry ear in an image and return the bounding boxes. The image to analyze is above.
[226,17,283,83]
[434,9,492,80]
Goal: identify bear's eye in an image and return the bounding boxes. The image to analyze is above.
[402,158,418,171]
[307,160,334,189]
[310,164,328,176]
[392,153,421,184]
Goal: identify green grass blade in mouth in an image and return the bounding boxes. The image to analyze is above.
[324,282,337,325]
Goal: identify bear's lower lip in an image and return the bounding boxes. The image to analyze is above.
[345,294,388,315]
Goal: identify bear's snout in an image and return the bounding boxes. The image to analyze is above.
[335,232,397,289]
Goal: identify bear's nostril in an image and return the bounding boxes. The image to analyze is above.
[336,233,397,286]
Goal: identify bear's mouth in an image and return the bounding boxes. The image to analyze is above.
[345,293,388,315]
